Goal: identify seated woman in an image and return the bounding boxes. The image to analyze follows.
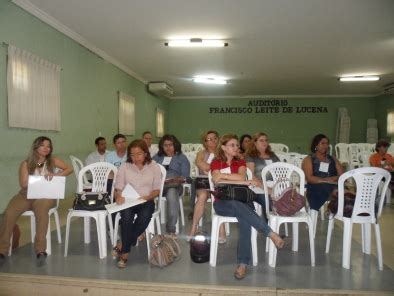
[245,132,280,215]
[153,134,190,237]
[113,140,162,268]
[302,134,343,217]
[369,139,394,171]
[238,134,252,159]
[211,134,284,280]
[0,136,72,264]
[188,131,226,242]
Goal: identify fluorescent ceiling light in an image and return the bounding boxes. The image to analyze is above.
[165,38,228,47]
[193,77,227,85]
[339,76,380,82]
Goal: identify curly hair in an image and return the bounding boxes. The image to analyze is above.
[157,134,182,156]
[310,134,329,153]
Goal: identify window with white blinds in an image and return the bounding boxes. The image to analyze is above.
[118,91,135,135]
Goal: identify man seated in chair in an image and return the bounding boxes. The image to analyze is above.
[85,137,109,166]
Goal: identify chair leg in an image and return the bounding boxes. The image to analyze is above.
[362,224,371,254]
[84,217,91,244]
[175,220,179,234]
[209,217,220,267]
[374,223,383,270]
[268,219,279,267]
[97,213,107,259]
[307,217,315,266]
[284,223,289,237]
[160,200,166,224]
[325,218,334,253]
[45,219,52,255]
[53,211,62,243]
[225,222,230,236]
[251,228,258,266]
[342,219,353,269]
[8,233,13,256]
[107,214,114,246]
[64,212,72,257]
[155,215,162,235]
[179,198,185,226]
[291,223,299,252]
[113,213,121,247]
[320,204,325,221]
[310,209,318,238]
[30,216,35,243]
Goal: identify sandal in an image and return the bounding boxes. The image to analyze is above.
[234,265,247,280]
[218,237,227,244]
[117,254,128,269]
[112,246,121,260]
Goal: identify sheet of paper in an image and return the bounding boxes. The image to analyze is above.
[220,167,231,174]
[319,162,329,173]
[122,183,140,201]
[162,156,172,165]
[265,159,273,165]
[27,176,66,199]
[105,199,146,214]
[207,153,215,164]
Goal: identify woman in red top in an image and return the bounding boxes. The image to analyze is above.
[211,134,284,280]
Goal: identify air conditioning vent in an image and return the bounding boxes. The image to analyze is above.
[148,82,174,97]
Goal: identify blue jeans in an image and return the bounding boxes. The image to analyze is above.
[163,186,182,233]
[120,201,155,253]
[213,200,272,265]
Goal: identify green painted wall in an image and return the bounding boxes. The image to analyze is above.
[168,97,376,152]
[0,1,168,211]
[375,94,394,141]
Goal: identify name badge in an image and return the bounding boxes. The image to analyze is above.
[319,162,329,173]
[162,157,172,165]
[207,153,215,164]
[265,159,273,165]
[220,167,231,174]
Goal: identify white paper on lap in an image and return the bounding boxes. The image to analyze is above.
[105,199,146,214]
[319,162,329,173]
[27,175,66,199]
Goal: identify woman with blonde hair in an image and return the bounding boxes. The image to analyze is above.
[211,134,283,279]
[0,136,72,264]
[188,131,226,242]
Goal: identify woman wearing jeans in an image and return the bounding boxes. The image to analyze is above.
[114,140,161,268]
[211,134,284,280]
[153,134,190,237]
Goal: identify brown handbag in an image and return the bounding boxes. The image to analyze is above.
[149,235,181,267]
[271,178,305,216]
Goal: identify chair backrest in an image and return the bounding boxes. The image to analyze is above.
[287,153,307,168]
[335,143,349,164]
[270,143,289,153]
[347,143,361,165]
[261,162,306,217]
[150,144,159,157]
[275,152,290,163]
[337,167,391,223]
[359,151,372,167]
[156,164,167,211]
[78,162,117,199]
[70,155,90,186]
[183,151,198,177]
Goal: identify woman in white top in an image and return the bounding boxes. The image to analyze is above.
[0,136,72,264]
[188,131,226,242]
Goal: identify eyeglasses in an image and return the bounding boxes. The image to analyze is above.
[130,152,145,157]
[225,143,240,148]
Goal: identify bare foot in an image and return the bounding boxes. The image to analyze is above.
[137,233,145,242]
[269,232,284,249]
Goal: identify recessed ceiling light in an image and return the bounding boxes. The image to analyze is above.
[165,38,228,47]
[193,77,227,85]
[339,76,380,82]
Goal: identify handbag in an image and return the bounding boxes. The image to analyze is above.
[327,189,356,218]
[271,178,305,216]
[149,234,181,267]
[73,191,110,211]
[195,177,210,190]
[210,184,256,203]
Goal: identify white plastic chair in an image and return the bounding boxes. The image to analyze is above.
[261,162,315,268]
[69,155,92,190]
[359,151,372,167]
[8,199,61,256]
[270,143,289,153]
[335,143,349,165]
[325,167,391,270]
[347,144,361,169]
[275,152,290,163]
[64,162,117,259]
[208,171,258,267]
[113,164,166,259]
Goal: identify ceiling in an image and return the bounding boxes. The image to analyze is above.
[15,0,394,98]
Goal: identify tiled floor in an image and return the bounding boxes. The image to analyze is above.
[0,195,393,292]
